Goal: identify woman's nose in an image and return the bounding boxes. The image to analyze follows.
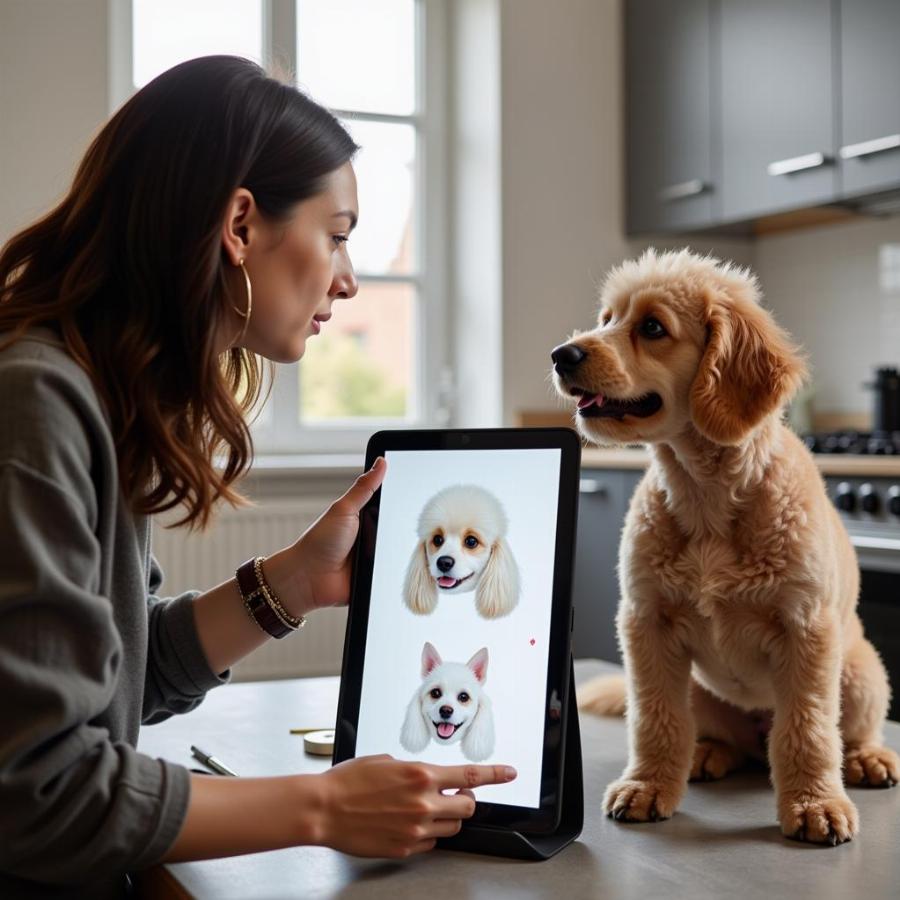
[330,259,358,300]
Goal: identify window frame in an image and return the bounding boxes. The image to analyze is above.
[111,0,451,456]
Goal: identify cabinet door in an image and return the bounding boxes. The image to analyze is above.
[839,0,900,198]
[720,0,837,221]
[626,0,715,234]
[571,469,647,663]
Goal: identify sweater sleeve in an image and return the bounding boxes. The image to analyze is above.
[0,461,190,884]
[141,553,230,725]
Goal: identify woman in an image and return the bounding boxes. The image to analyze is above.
[0,56,515,898]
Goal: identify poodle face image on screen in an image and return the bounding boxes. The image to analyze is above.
[403,484,520,619]
[400,642,495,762]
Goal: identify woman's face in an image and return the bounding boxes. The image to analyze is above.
[220,162,359,362]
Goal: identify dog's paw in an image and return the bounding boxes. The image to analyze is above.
[778,792,859,846]
[603,778,682,823]
[844,745,900,788]
[689,739,745,782]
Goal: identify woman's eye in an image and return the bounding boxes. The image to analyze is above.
[433,534,444,547]
[458,692,470,703]
[464,535,478,548]
[331,235,349,248]
[640,317,667,339]
[430,688,442,699]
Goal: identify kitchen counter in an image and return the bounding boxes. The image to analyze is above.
[581,447,900,478]
[136,659,900,900]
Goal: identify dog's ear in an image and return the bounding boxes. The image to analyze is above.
[475,539,520,619]
[400,688,430,753]
[421,641,442,677]
[466,647,489,684]
[461,693,495,762]
[690,285,807,446]
[403,543,437,615]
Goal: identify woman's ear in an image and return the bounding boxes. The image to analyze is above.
[400,689,430,753]
[689,289,807,445]
[403,544,437,615]
[461,693,495,762]
[475,539,520,619]
[220,187,255,266]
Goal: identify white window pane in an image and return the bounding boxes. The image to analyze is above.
[133,0,263,89]
[344,120,416,275]
[297,0,415,115]
[299,282,415,421]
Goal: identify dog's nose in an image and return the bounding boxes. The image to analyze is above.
[439,706,454,719]
[551,343,586,373]
[436,556,455,573]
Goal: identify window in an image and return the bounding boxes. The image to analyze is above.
[119,0,449,454]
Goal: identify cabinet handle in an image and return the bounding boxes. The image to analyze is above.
[579,479,608,496]
[839,134,900,160]
[767,152,831,177]
[658,179,709,202]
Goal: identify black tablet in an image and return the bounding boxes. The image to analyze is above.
[333,428,581,834]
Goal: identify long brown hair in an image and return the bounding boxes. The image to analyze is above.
[0,56,358,530]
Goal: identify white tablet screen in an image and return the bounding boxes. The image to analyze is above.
[354,447,562,808]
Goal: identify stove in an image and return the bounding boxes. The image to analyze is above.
[804,431,900,718]
[803,430,900,455]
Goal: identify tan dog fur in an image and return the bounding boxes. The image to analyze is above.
[554,249,898,845]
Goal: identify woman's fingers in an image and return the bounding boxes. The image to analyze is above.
[333,457,386,515]
[430,763,517,791]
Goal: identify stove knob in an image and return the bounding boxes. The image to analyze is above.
[859,483,879,514]
[888,486,900,517]
[835,482,856,512]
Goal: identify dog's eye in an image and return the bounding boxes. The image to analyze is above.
[640,317,667,340]
[429,688,442,699]
[458,692,470,703]
[601,310,612,326]
[432,534,444,547]
[464,535,479,549]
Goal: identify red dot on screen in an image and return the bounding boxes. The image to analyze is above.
[529,638,536,646]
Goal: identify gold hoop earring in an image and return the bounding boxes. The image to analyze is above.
[232,258,252,345]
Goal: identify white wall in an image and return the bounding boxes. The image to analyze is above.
[755,216,900,419]
[0,0,109,242]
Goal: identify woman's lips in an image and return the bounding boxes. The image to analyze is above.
[310,313,331,335]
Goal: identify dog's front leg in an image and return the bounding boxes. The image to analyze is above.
[603,602,694,822]
[770,611,858,845]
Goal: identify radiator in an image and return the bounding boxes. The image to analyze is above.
[152,497,348,682]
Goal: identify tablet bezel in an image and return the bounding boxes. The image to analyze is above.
[332,427,581,834]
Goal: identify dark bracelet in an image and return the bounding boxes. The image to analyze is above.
[235,556,306,640]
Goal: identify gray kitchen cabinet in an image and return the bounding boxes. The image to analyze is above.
[839,0,900,200]
[571,468,645,663]
[719,0,837,222]
[626,0,716,233]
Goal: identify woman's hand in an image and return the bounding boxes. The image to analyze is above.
[263,458,386,618]
[314,755,518,858]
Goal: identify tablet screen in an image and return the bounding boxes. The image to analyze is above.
[353,447,562,809]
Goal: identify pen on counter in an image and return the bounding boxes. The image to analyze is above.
[190,744,239,777]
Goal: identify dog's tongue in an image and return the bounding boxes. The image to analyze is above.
[438,576,457,588]
[437,722,455,738]
[577,392,605,410]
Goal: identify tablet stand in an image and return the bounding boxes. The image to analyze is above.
[436,658,583,861]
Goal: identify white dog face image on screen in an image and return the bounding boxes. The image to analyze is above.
[403,484,520,619]
[400,642,495,762]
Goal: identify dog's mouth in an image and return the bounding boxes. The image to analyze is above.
[571,387,663,420]
[433,720,463,740]
[435,572,474,590]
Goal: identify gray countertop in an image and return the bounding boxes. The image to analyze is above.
[137,659,900,900]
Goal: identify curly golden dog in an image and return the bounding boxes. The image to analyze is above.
[552,249,898,845]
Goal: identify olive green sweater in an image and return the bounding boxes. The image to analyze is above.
[0,328,229,898]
